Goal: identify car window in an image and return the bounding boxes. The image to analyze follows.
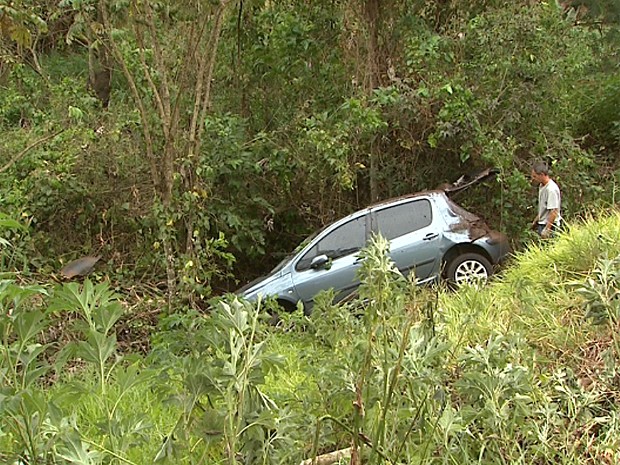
[296,215,367,271]
[374,199,432,240]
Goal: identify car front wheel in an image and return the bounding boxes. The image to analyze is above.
[446,253,492,286]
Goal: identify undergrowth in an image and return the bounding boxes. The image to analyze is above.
[1,212,620,464]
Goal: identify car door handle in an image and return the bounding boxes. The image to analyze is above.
[423,233,439,241]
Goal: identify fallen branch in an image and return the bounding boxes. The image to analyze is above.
[299,447,352,465]
[0,130,63,174]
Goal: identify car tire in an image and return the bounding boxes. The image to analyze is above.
[277,300,297,313]
[265,300,295,326]
[446,253,492,286]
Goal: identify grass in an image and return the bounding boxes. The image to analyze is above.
[258,210,620,463]
[3,211,620,464]
[440,210,620,352]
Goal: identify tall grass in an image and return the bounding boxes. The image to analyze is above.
[2,213,620,464]
[264,212,620,464]
[440,210,620,354]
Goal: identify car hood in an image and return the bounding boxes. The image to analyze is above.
[236,271,284,296]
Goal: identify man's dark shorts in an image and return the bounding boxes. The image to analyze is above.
[536,222,563,237]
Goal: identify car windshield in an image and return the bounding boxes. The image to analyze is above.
[268,229,322,273]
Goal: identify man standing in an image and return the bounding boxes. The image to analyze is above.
[531,161,562,238]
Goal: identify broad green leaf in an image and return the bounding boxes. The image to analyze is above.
[0,213,25,230]
[93,302,124,335]
[14,309,47,344]
[57,432,104,465]
[75,330,117,367]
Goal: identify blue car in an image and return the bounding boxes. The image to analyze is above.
[238,169,509,312]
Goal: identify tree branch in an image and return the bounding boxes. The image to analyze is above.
[134,22,169,139]
[0,130,63,174]
[99,0,160,191]
[188,10,217,156]
[195,0,232,154]
[143,0,172,123]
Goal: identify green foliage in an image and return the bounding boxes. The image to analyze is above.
[4,2,620,462]
[0,1,47,51]
[1,214,620,464]
[174,114,272,261]
[0,212,31,272]
[388,3,609,234]
[4,0,620,294]
[290,236,446,463]
[231,2,351,128]
[0,280,62,464]
[150,298,286,464]
[0,278,161,464]
[50,280,125,393]
[47,283,150,460]
[454,334,537,461]
[576,74,620,151]
[298,97,388,192]
[46,280,156,464]
[266,226,618,463]
[0,59,119,270]
[577,254,620,325]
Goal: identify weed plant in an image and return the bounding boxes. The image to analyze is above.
[2,213,620,464]
[432,211,620,464]
[264,214,620,464]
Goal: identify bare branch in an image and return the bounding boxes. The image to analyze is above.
[134,21,169,139]
[171,21,207,143]
[143,0,172,123]
[298,448,352,465]
[0,130,63,174]
[99,0,159,190]
[188,12,217,155]
[195,1,232,155]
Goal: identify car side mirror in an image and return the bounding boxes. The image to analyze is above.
[310,254,331,270]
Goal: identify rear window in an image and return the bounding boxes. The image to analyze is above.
[444,196,480,222]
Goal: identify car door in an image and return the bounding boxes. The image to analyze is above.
[371,198,440,281]
[291,214,368,303]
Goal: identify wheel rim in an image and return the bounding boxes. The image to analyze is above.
[454,259,489,284]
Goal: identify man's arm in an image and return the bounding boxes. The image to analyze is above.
[541,209,558,238]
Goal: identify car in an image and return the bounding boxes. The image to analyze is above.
[237,168,510,313]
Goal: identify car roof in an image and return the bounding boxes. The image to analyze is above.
[300,167,498,243]
[367,190,443,211]
[368,167,499,210]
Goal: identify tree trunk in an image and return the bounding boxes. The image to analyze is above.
[364,0,381,202]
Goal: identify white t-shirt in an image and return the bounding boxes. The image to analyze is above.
[538,179,562,225]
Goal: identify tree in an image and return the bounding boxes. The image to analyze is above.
[0,1,48,78]
[96,0,235,302]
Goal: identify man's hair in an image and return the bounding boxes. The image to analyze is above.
[532,160,549,175]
